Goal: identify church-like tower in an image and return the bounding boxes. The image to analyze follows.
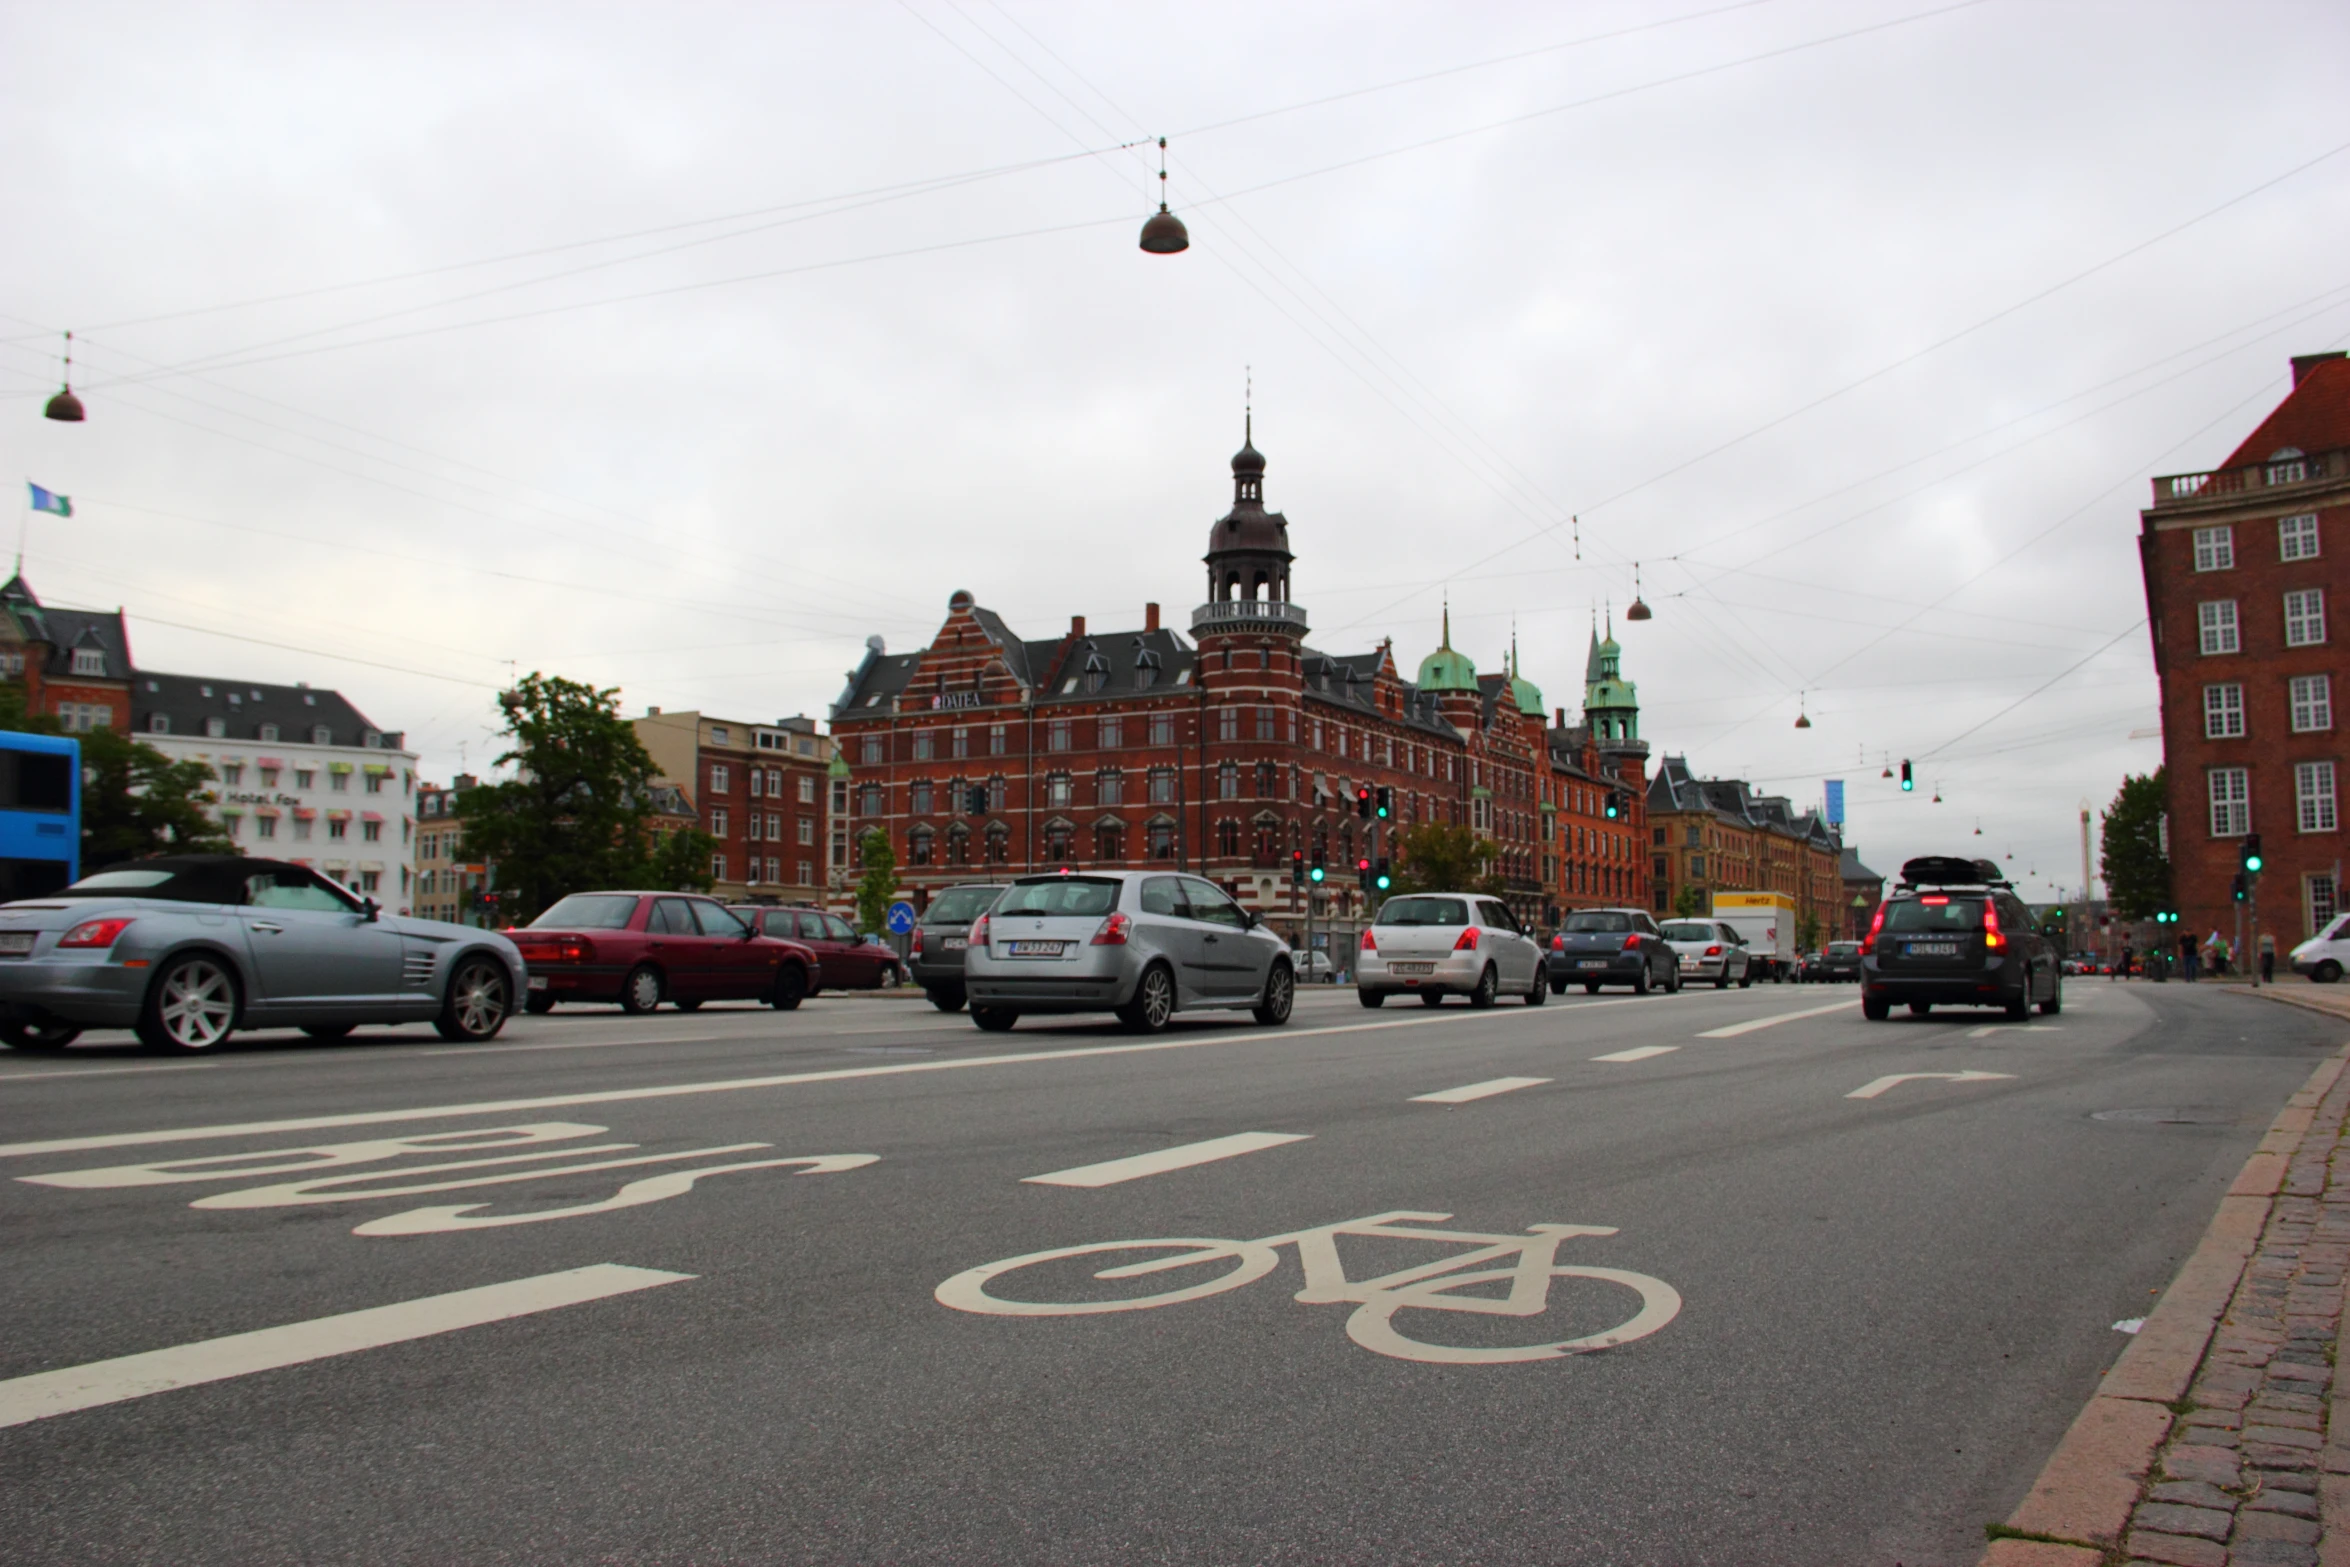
[1192,416,1308,642]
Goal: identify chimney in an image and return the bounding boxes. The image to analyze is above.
[646,705,660,716]
[2292,351,2347,386]
[1070,615,1086,637]
[1145,603,1160,632]
[1556,707,1567,728]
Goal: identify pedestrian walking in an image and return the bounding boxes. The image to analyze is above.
[2180,932,2199,982]
[2262,944,2276,984]
[2115,943,2132,980]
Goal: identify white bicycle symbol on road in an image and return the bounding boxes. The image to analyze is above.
[935,1210,1682,1365]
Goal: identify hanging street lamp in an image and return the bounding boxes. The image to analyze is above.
[43,332,84,423]
[1138,138,1189,255]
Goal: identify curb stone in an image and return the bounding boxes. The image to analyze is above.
[1978,1044,2350,1565]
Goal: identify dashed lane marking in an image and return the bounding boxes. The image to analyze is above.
[1846,1070,2016,1100]
[1966,1024,2065,1038]
[1695,999,1856,1039]
[1023,1132,1311,1188]
[1410,1077,1552,1104]
[0,1263,692,1429]
[1591,1046,1679,1063]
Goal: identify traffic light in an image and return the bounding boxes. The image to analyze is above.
[1355,785,1373,820]
[1289,849,1305,887]
[1603,791,1621,820]
[2233,873,2248,903]
[965,784,989,815]
[1308,863,1326,885]
[2242,834,2264,875]
[1373,858,1392,892]
[1375,786,1393,821]
[1356,856,1372,888]
[1900,760,1914,792]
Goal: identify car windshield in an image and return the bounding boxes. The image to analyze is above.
[531,894,641,930]
[995,877,1120,917]
[925,886,1003,924]
[1376,896,1469,926]
[1882,896,1985,932]
[1562,912,1632,933]
[1658,922,1713,941]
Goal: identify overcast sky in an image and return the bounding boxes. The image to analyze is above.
[5,0,2347,897]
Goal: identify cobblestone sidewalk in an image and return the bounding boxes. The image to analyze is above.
[1984,1042,2350,1566]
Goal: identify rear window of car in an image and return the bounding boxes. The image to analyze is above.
[1828,942,1860,955]
[531,894,641,930]
[1561,911,1631,933]
[1376,896,1469,926]
[1882,896,1984,932]
[54,864,246,903]
[996,878,1121,917]
[925,886,1003,925]
[1658,922,1713,941]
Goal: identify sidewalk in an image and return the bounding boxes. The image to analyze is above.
[1981,1027,2350,1567]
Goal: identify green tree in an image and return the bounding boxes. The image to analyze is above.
[0,687,234,870]
[854,827,898,935]
[1797,911,1822,952]
[457,673,717,923]
[2100,770,2171,921]
[1389,821,1505,898]
[1671,884,1706,918]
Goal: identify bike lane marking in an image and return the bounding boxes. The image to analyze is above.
[1410,1077,1551,1104]
[0,1013,1542,1160]
[1023,1132,1311,1188]
[1846,1070,2017,1100]
[1694,999,1856,1038]
[0,1263,691,1429]
[1591,1046,1679,1063]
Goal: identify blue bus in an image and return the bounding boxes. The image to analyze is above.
[0,731,79,900]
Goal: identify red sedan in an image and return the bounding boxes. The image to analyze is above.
[732,906,904,993]
[509,892,820,1014]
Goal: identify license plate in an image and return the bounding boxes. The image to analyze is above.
[1003,941,1067,957]
[1578,959,1610,969]
[1678,958,1700,968]
[526,975,548,990]
[1388,962,1433,976]
[943,937,967,950]
[0,932,31,955]
[1905,942,1958,957]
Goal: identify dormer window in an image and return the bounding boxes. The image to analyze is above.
[71,648,104,677]
[205,718,226,738]
[363,730,381,749]
[259,724,278,742]
[148,714,169,734]
[311,726,331,745]
[2270,447,2309,485]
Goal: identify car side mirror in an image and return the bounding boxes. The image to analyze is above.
[361,897,380,923]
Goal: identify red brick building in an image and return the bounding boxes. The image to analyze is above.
[2141,351,2350,952]
[0,575,134,734]
[633,710,834,905]
[828,427,1650,941]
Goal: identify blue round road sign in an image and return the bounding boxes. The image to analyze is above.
[885,901,917,935]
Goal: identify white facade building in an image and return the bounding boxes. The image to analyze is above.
[131,672,420,912]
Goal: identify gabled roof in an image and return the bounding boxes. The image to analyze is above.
[1840,847,1882,882]
[1035,629,1196,703]
[2221,354,2350,468]
[133,670,395,749]
[0,576,132,682]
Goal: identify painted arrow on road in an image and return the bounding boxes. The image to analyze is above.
[1846,1070,2016,1100]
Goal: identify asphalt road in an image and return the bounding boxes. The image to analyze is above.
[0,978,2335,1565]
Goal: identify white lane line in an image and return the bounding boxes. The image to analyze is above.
[1023,1132,1310,1188]
[1592,1046,1680,1063]
[0,1012,1543,1159]
[1846,1070,2016,1100]
[1966,1024,2068,1038]
[0,1264,691,1429]
[1410,1076,1552,1105]
[1695,999,1856,1039]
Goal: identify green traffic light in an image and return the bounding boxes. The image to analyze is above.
[1374,874,1391,891]
[1308,867,1325,884]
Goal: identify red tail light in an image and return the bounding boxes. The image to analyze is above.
[1621,933,1642,953]
[1454,927,1479,952]
[1860,902,1887,956]
[559,937,594,963]
[910,926,924,958]
[1090,911,1131,946]
[1359,927,1377,953]
[1550,934,1564,950]
[1704,944,1722,957]
[58,917,132,949]
[1982,903,2004,951]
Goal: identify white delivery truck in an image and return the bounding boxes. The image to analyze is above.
[1712,891,1796,982]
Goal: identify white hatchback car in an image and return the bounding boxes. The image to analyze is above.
[2292,915,2350,982]
[1355,892,1548,1008]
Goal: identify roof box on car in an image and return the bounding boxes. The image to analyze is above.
[1899,855,2006,889]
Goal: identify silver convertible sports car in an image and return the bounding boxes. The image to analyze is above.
[0,855,526,1053]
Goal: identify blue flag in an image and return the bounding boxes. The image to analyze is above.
[1824,779,1845,826]
[27,483,70,519]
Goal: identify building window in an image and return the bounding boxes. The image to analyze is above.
[329,771,349,792]
[856,784,883,817]
[2269,449,2308,485]
[987,775,1007,811]
[831,825,848,868]
[910,779,933,815]
[984,825,1008,864]
[749,769,763,799]
[909,827,934,866]
[2204,683,2246,739]
[295,768,315,789]
[362,820,382,843]
[70,647,104,676]
[1098,716,1121,749]
[712,854,727,881]
[1098,769,1124,806]
[798,774,816,804]
[1216,819,1240,857]
[1043,820,1073,863]
[2198,601,2239,655]
[311,726,331,746]
[2311,874,2340,939]
[2209,767,2250,837]
[1045,772,1072,808]
[1149,714,1174,746]
[912,731,935,761]
[989,724,1007,756]
[1256,761,1277,798]
[1218,708,1239,742]
[1047,720,1071,753]
[2293,675,2334,733]
[1148,820,1177,860]
[2298,761,2338,834]
[2282,513,2321,561]
[798,817,814,845]
[364,773,384,794]
[1255,706,1276,741]
[1149,767,1177,804]
[2286,588,2327,648]
[327,818,348,841]
[204,717,226,739]
[711,764,731,794]
[1218,761,1239,799]
[2192,525,2235,572]
[147,713,170,735]
[1094,822,1124,863]
[712,807,730,836]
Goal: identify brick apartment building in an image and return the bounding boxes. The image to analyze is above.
[1646,754,1847,941]
[0,575,133,734]
[634,709,834,906]
[827,425,1651,941]
[2141,351,2350,950]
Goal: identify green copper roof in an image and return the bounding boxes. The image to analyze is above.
[1505,634,1542,716]
[1416,601,1479,693]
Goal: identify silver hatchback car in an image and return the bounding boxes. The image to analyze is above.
[1354,892,1549,1008]
[0,855,525,1053]
[962,870,1294,1033]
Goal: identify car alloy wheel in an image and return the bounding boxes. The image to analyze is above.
[437,957,512,1042]
[1468,964,1498,1008]
[1120,964,1175,1034]
[1524,967,1546,1006]
[1253,963,1294,1026]
[142,955,238,1052]
[620,964,664,1015]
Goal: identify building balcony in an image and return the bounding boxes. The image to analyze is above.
[1192,599,1309,635]
[2152,444,2347,508]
